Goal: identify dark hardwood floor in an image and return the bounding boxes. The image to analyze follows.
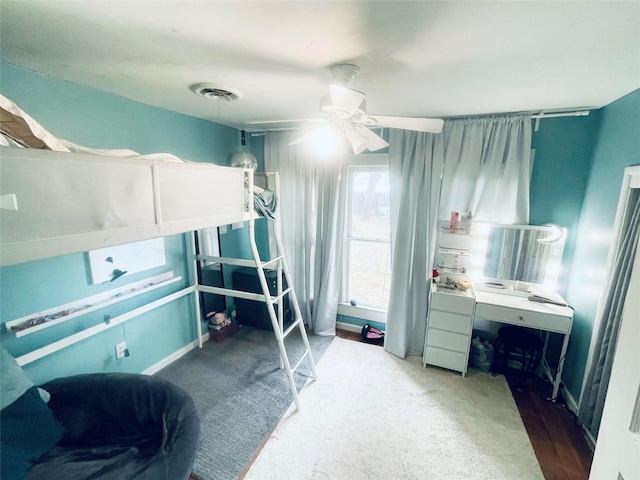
[336,329,594,480]
[506,375,594,480]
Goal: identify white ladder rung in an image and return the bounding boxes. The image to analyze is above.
[260,256,284,268]
[198,285,266,302]
[271,287,292,303]
[282,317,302,339]
[196,255,258,268]
[291,349,310,374]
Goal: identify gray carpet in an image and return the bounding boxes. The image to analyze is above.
[155,324,334,480]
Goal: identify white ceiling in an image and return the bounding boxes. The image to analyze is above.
[1,1,639,131]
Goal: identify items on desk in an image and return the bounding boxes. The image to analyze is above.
[460,211,474,231]
[528,295,568,307]
[450,211,459,230]
[515,281,531,292]
[432,268,440,284]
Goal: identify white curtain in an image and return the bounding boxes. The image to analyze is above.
[439,115,532,224]
[264,131,346,336]
[385,115,533,359]
[385,130,445,358]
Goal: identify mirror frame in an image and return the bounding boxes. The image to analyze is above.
[474,223,567,292]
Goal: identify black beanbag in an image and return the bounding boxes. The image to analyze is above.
[26,373,200,480]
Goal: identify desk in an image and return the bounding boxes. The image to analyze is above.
[424,288,573,401]
[474,291,573,401]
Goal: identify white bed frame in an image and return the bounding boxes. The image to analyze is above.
[0,145,316,410]
[0,146,246,266]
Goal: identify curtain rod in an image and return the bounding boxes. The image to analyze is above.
[531,110,590,119]
[246,109,592,135]
[532,110,591,131]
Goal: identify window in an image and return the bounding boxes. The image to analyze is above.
[342,159,391,313]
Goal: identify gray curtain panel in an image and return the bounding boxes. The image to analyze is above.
[579,188,640,438]
[385,115,532,359]
[385,129,445,358]
[439,115,532,224]
[264,131,347,336]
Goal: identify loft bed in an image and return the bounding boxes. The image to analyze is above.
[1,146,247,265]
[0,95,316,413]
[0,93,284,266]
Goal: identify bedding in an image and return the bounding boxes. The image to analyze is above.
[0,95,70,151]
[0,94,280,265]
[1,93,186,163]
[247,185,278,219]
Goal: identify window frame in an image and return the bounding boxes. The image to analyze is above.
[339,154,390,321]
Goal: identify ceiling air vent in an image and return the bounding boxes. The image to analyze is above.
[189,82,241,101]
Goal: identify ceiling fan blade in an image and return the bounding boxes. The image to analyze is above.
[245,118,326,125]
[359,115,444,133]
[346,125,389,154]
[329,85,365,116]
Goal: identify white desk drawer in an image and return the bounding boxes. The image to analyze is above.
[426,328,470,352]
[424,346,467,373]
[428,310,472,335]
[475,303,572,334]
[431,292,475,315]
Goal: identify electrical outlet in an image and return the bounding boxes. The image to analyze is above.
[115,341,127,359]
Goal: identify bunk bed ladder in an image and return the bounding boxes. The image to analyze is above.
[194,171,317,411]
[246,171,318,411]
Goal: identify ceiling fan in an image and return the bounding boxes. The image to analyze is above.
[247,64,444,154]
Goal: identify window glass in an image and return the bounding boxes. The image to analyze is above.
[344,167,391,310]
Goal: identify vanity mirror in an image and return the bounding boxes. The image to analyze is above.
[482,224,566,289]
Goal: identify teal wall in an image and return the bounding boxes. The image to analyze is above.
[0,64,238,164]
[530,113,601,297]
[562,88,640,401]
[0,63,240,383]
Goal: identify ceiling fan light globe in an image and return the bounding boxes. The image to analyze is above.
[345,127,369,154]
[354,124,389,152]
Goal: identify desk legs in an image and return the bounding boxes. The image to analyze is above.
[551,332,571,402]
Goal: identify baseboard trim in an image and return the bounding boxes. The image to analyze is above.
[562,385,596,451]
[142,332,209,375]
[563,386,579,414]
[336,321,361,334]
